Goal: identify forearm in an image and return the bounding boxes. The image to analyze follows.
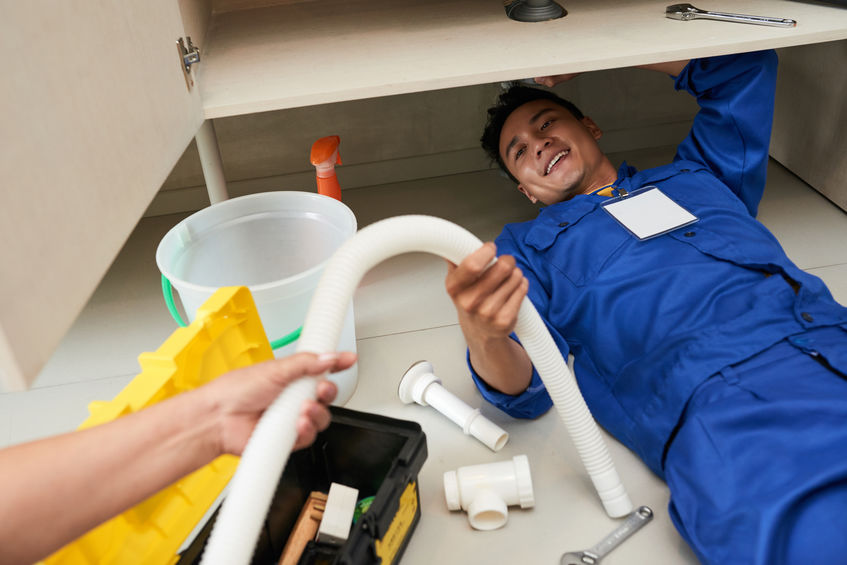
[467,333,533,396]
[0,389,219,565]
[535,58,689,88]
[636,59,689,77]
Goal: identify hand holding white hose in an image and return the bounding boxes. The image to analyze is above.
[200,215,632,565]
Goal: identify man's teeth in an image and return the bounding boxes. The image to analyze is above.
[546,150,569,175]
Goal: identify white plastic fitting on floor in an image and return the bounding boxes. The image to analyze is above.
[399,360,508,452]
[444,455,534,530]
[199,215,633,565]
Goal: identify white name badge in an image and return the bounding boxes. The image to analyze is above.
[601,186,698,240]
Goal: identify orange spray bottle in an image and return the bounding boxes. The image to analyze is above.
[310,135,343,201]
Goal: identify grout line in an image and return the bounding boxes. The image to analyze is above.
[356,322,461,343]
[807,262,847,271]
[340,167,499,194]
[24,372,137,394]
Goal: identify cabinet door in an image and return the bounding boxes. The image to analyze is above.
[771,41,847,212]
[0,1,204,390]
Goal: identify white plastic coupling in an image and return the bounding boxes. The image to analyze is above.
[443,455,534,531]
[316,482,359,546]
[398,360,509,452]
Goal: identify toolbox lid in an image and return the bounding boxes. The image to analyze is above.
[40,286,274,565]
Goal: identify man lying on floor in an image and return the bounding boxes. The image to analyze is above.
[445,50,847,564]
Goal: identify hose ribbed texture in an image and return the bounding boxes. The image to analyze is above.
[200,216,631,565]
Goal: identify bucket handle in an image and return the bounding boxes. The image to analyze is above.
[160,274,301,350]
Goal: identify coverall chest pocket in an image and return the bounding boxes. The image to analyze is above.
[536,211,630,287]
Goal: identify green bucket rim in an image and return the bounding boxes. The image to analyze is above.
[161,274,301,350]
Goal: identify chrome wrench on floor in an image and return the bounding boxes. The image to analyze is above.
[666,3,796,27]
[560,506,653,565]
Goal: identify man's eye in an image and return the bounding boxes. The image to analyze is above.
[540,120,553,130]
[515,147,525,159]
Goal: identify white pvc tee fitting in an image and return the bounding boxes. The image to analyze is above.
[443,455,534,531]
[399,360,508,452]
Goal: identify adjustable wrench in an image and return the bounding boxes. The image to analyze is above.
[666,3,796,27]
[560,506,653,565]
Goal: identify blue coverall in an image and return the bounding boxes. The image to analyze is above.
[470,50,847,564]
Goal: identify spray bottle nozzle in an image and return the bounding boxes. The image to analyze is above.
[311,135,342,175]
[310,135,343,200]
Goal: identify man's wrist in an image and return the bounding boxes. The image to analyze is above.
[468,337,533,396]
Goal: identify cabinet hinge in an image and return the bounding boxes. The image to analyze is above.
[176,37,201,89]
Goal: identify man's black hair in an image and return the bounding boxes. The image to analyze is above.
[480,84,585,184]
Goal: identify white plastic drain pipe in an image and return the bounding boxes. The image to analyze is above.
[200,215,632,565]
[399,360,509,452]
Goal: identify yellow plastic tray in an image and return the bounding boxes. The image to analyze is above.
[42,286,273,565]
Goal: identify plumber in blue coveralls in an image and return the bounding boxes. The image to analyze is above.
[445,50,847,564]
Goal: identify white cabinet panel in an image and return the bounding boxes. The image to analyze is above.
[0,1,204,390]
[199,0,847,118]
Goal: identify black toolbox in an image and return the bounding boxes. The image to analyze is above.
[178,406,428,565]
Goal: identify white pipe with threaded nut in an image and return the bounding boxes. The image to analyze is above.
[399,360,509,452]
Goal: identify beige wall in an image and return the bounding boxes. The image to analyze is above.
[150,65,699,216]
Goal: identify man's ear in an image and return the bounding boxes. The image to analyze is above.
[581,116,603,141]
[518,184,539,204]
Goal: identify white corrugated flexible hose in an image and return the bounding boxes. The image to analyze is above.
[200,215,632,564]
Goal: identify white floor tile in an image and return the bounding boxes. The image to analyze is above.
[354,252,456,339]
[808,263,847,306]
[0,374,132,448]
[758,161,847,270]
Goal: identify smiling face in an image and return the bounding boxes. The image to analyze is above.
[498,99,617,205]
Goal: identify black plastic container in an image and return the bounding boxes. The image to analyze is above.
[178,406,428,565]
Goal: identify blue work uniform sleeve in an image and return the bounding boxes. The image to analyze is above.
[468,341,554,419]
[673,50,778,217]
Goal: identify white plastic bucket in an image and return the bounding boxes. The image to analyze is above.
[155,191,358,404]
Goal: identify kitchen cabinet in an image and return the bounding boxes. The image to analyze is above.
[1,1,204,390]
[771,40,847,212]
[3,0,847,390]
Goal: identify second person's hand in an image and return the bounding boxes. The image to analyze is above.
[203,352,356,456]
[532,72,582,88]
